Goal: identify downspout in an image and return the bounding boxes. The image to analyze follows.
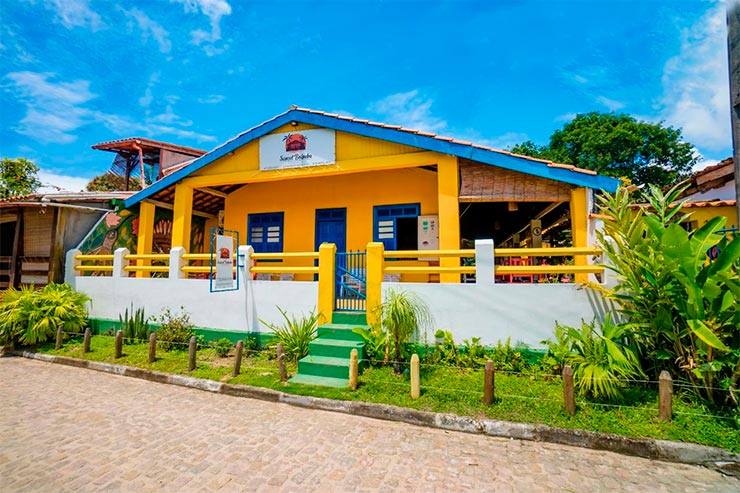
[132,142,146,190]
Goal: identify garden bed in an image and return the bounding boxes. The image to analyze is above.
[35,334,740,454]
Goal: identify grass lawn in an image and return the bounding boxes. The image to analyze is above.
[36,335,740,453]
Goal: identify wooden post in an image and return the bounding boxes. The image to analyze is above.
[276,343,288,382]
[114,330,123,359]
[55,326,63,349]
[83,328,91,353]
[659,370,673,422]
[188,336,197,371]
[232,340,244,377]
[349,348,359,390]
[483,359,495,405]
[148,332,156,363]
[410,354,420,399]
[563,365,575,416]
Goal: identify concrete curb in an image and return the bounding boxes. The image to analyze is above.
[13,351,740,478]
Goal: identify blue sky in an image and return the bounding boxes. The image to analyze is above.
[0,0,731,192]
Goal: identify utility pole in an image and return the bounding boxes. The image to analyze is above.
[727,1,740,228]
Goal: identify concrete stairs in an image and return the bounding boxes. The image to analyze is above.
[289,312,367,388]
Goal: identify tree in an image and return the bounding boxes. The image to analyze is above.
[86,172,142,192]
[510,112,698,188]
[0,157,41,198]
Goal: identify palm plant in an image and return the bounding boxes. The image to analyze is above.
[260,306,319,363]
[375,288,432,374]
[0,283,89,346]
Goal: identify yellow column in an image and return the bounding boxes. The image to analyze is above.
[437,155,460,283]
[365,242,385,327]
[136,201,156,278]
[171,183,194,250]
[570,187,589,283]
[317,243,336,325]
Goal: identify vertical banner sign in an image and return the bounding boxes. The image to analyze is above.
[215,234,234,290]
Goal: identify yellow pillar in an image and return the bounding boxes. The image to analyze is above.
[570,187,589,283]
[317,243,336,325]
[171,183,194,250]
[365,242,385,327]
[136,201,156,278]
[437,156,460,283]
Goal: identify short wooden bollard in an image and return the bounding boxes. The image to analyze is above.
[410,354,420,399]
[232,340,244,377]
[83,328,91,353]
[659,370,673,422]
[55,326,63,349]
[188,336,197,371]
[148,332,157,363]
[483,359,495,405]
[349,348,359,390]
[114,330,123,359]
[563,365,575,416]
[276,343,288,382]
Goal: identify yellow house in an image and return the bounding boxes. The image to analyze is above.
[678,157,737,235]
[122,106,620,284]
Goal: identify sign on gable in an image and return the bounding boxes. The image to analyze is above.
[259,128,336,170]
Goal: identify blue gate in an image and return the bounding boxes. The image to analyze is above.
[335,250,366,312]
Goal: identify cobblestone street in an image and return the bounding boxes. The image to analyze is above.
[0,357,738,492]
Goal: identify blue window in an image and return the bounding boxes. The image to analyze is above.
[248,212,284,253]
[373,203,420,251]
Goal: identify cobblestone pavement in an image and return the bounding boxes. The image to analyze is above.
[1,358,738,493]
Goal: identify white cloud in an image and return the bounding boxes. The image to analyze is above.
[198,94,225,104]
[172,0,232,54]
[46,0,104,31]
[37,169,90,193]
[367,90,447,133]
[124,8,171,53]
[138,71,161,108]
[658,2,731,152]
[596,95,625,112]
[555,112,577,123]
[5,71,217,144]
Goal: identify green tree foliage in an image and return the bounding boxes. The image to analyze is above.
[0,157,41,198]
[596,184,740,407]
[510,112,697,187]
[86,172,142,191]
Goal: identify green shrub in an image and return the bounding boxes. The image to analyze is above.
[353,325,388,364]
[423,330,459,366]
[212,338,233,357]
[375,288,432,374]
[260,306,318,363]
[119,305,150,344]
[0,284,89,346]
[155,307,195,351]
[490,337,528,373]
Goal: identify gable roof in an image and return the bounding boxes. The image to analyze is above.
[124,107,620,210]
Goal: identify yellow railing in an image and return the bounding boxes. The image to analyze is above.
[74,253,114,276]
[250,251,320,278]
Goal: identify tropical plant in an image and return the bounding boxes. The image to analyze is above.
[557,316,644,400]
[460,336,487,369]
[375,288,432,374]
[596,183,740,406]
[539,323,571,375]
[353,325,388,364]
[155,307,195,351]
[490,337,527,373]
[0,284,89,345]
[212,338,233,357]
[119,305,150,344]
[424,330,458,367]
[260,306,318,363]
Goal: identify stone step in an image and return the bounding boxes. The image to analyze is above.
[288,374,348,388]
[297,355,351,380]
[309,338,364,360]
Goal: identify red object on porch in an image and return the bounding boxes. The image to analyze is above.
[503,257,534,283]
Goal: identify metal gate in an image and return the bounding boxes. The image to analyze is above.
[335,250,366,312]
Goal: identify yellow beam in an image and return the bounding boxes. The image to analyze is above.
[384,266,476,275]
[365,242,385,327]
[171,184,193,250]
[183,151,444,188]
[250,266,319,274]
[136,201,155,278]
[570,187,590,283]
[496,265,604,275]
[383,249,474,258]
[496,247,601,257]
[437,155,460,283]
[75,254,114,261]
[317,243,336,325]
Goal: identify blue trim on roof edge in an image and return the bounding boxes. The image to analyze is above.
[124,109,619,209]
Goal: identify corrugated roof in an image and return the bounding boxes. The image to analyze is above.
[0,191,134,206]
[92,137,207,157]
[124,106,620,211]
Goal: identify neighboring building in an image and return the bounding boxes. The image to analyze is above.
[0,192,132,289]
[677,157,737,232]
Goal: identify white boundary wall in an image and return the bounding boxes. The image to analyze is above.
[382,282,615,348]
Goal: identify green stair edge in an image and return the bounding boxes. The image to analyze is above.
[288,374,348,388]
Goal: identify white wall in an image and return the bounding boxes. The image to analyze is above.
[382,282,616,348]
[76,276,319,333]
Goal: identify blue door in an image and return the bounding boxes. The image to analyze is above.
[315,208,347,284]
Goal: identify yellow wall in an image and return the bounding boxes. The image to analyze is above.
[683,206,738,231]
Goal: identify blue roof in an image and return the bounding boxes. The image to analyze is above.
[124,107,620,210]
